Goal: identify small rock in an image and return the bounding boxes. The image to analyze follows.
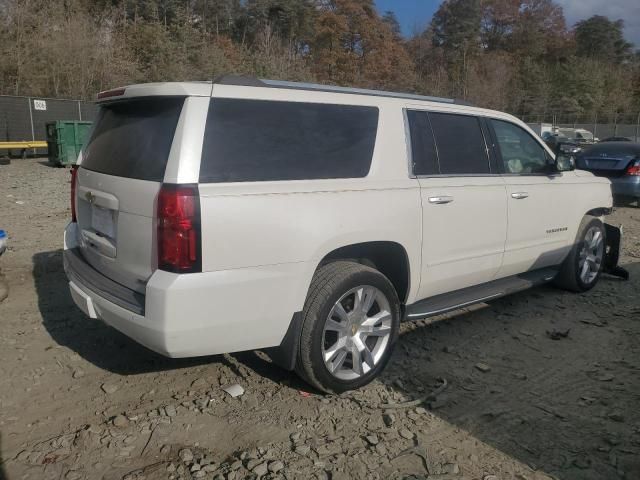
[365,434,379,446]
[193,471,206,478]
[165,405,177,417]
[252,462,269,476]
[546,328,570,340]
[160,445,171,455]
[294,445,311,455]
[605,436,621,446]
[72,369,85,379]
[268,460,284,473]
[475,363,491,373]
[101,383,118,394]
[191,463,201,472]
[383,413,395,427]
[443,345,455,353]
[443,463,460,474]
[399,428,414,439]
[415,407,427,415]
[483,476,498,480]
[290,432,301,442]
[246,459,261,470]
[112,415,129,428]
[597,373,615,382]
[608,412,624,422]
[65,471,82,480]
[375,443,387,456]
[167,463,176,472]
[179,448,194,463]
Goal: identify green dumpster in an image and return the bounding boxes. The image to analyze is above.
[46,120,93,166]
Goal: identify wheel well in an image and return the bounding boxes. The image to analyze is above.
[586,207,612,217]
[319,242,410,303]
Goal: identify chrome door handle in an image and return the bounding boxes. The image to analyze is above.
[428,196,454,204]
[511,192,529,199]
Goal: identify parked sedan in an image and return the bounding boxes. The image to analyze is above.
[576,142,640,205]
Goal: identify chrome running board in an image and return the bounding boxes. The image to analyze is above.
[405,267,559,321]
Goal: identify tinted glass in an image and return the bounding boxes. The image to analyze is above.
[200,99,379,183]
[429,113,490,174]
[407,110,438,175]
[491,119,548,174]
[82,97,184,181]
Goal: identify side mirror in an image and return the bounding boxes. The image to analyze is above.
[555,154,575,172]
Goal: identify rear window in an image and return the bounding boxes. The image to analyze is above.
[82,97,184,181]
[199,98,379,183]
[429,112,490,175]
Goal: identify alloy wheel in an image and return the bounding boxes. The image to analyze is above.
[321,285,392,381]
[578,226,604,284]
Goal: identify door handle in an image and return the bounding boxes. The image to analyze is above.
[511,192,529,199]
[428,196,454,204]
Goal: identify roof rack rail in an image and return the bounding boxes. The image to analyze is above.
[214,75,471,106]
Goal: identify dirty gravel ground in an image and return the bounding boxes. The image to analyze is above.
[1,158,639,480]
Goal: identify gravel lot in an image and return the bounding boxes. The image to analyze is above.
[1,158,639,480]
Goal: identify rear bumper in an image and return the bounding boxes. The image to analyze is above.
[610,176,640,198]
[64,222,308,358]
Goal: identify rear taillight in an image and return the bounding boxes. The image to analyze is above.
[70,166,78,222]
[157,184,201,273]
[626,160,640,176]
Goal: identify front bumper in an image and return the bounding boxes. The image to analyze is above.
[610,176,640,199]
[63,222,306,358]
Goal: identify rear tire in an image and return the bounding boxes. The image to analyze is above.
[296,261,400,393]
[554,216,605,292]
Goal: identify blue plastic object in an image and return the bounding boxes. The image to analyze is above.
[0,230,7,256]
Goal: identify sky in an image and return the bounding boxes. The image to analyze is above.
[374,0,640,48]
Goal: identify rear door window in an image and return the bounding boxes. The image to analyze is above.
[406,110,439,176]
[82,97,184,181]
[429,112,490,175]
[199,98,379,183]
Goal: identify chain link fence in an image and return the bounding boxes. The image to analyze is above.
[521,113,640,141]
[0,95,98,155]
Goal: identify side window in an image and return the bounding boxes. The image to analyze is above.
[199,99,379,183]
[429,112,490,174]
[406,110,438,175]
[491,119,549,174]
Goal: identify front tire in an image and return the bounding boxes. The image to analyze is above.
[296,261,401,393]
[555,216,606,292]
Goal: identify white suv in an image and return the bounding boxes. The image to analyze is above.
[64,77,622,393]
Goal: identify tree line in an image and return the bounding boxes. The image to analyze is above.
[1,0,638,120]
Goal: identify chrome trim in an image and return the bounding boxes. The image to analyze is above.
[406,293,502,319]
[258,78,463,105]
[428,196,454,204]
